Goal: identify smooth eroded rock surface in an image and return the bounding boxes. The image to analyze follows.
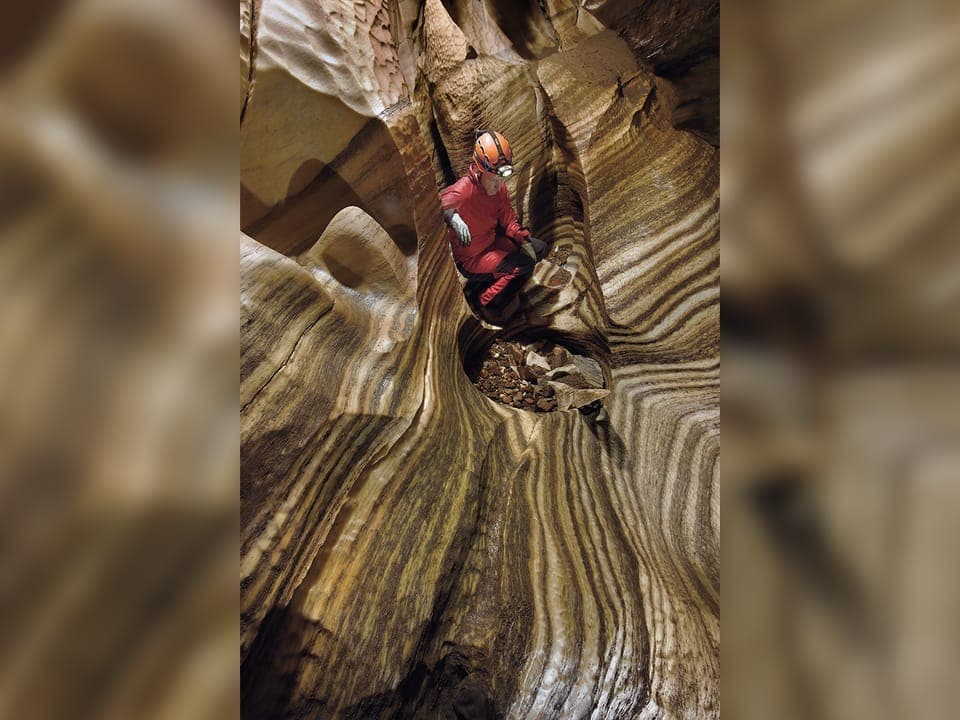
[241,1,718,718]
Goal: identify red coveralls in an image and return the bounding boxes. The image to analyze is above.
[440,166,532,310]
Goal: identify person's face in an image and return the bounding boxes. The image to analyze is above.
[479,169,502,195]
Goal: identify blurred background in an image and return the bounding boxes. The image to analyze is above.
[723,0,960,718]
[0,0,957,718]
[0,1,237,718]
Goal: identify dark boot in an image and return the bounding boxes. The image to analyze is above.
[528,235,549,260]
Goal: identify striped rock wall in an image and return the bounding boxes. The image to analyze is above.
[241,1,718,718]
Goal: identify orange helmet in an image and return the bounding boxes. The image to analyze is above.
[473,130,515,177]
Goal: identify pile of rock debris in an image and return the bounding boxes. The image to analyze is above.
[469,338,608,413]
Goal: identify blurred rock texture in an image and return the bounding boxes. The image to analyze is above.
[723,1,960,719]
[0,2,238,720]
[241,1,718,718]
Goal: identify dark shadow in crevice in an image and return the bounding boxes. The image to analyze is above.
[654,41,719,147]
[241,604,306,719]
[430,115,457,187]
[439,0,460,26]
[527,165,557,234]
[488,0,541,59]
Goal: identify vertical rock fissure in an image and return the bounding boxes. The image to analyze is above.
[429,113,457,186]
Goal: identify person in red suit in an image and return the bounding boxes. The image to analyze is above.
[440,130,548,324]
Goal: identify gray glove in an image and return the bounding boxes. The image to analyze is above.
[521,241,537,261]
[449,212,471,246]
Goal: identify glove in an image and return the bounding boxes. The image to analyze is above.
[521,241,537,261]
[449,212,471,246]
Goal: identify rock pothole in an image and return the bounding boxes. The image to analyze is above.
[467,336,608,413]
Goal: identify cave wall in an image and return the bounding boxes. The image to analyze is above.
[241,1,718,718]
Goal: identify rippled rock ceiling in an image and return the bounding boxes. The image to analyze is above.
[241,1,718,718]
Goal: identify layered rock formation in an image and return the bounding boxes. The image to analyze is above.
[241,1,718,718]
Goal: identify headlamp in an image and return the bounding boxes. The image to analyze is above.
[497,164,514,178]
